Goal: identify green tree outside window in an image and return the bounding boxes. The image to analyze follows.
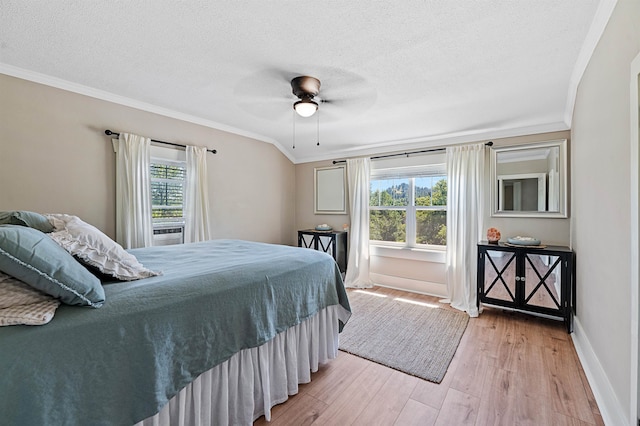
[370,176,447,246]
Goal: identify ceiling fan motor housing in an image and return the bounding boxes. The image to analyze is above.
[291,76,321,100]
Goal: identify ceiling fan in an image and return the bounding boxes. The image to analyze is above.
[291,76,321,118]
[233,67,377,124]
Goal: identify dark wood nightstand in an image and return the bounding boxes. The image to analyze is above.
[298,229,348,273]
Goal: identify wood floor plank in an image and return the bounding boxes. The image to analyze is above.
[543,342,596,424]
[311,361,393,425]
[261,394,328,426]
[475,366,518,426]
[484,364,517,395]
[470,319,499,344]
[409,373,451,410]
[591,412,605,426]
[253,286,600,426]
[449,347,489,397]
[254,393,297,425]
[304,351,369,405]
[515,392,557,426]
[494,317,520,372]
[514,342,548,399]
[517,316,549,347]
[552,411,599,426]
[433,388,480,426]
[352,369,420,425]
[394,399,439,426]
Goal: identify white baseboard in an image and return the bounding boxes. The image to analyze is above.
[571,317,628,425]
[369,273,448,298]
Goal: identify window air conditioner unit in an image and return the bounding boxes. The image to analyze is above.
[153,226,184,246]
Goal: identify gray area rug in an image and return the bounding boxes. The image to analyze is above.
[339,290,469,383]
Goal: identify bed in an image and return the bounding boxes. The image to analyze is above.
[0,215,351,426]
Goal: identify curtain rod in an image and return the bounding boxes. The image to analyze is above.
[332,141,493,164]
[104,130,217,154]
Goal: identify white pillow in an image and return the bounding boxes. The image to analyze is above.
[46,214,160,281]
[0,272,60,326]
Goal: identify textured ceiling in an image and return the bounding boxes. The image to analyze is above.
[1,1,606,163]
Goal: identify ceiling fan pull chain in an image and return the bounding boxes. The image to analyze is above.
[292,109,296,149]
[316,109,320,146]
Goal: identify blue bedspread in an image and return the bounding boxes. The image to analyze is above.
[0,239,351,426]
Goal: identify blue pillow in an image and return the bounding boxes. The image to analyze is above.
[0,210,54,233]
[0,225,104,307]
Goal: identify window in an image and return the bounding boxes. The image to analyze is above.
[150,158,186,225]
[370,163,447,248]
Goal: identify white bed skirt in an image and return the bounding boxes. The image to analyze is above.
[136,305,343,426]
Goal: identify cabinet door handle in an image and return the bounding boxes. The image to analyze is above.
[515,276,520,281]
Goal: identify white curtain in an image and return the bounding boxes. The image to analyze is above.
[184,145,211,243]
[115,133,154,249]
[344,158,373,288]
[445,143,485,317]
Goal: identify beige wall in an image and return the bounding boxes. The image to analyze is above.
[571,0,640,422]
[0,74,296,245]
[294,160,350,242]
[295,130,571,296]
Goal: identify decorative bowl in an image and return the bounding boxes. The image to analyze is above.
[507,236,541,246]
[315,224,333,231]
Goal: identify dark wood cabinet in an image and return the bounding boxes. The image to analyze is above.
[477,241,574,333]
[298,229,348,273]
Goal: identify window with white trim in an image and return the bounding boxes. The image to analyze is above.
[148,145,187,246]
[150,158,186,224]
[149,145,187,225]
[369,162,447,248]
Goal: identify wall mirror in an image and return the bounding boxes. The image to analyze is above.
[314,165,347,214]
[490,139,568,218]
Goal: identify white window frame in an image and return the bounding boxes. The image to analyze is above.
[150,146,187,229]
[369,157,447,255]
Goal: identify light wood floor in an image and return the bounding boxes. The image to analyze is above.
[254,286,603,426]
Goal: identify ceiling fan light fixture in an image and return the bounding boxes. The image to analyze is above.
[293,99,318,117]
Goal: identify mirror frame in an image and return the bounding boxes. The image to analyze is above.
[490,139,568,218]
[314,165,347,215]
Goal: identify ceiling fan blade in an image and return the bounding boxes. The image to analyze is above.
[315,71,377,119]
[233,68,299,102]
[235,99,292,121]
[318,90,377,121]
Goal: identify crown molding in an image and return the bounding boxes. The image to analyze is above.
[0,63,297,164]
[293,121,569,164]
